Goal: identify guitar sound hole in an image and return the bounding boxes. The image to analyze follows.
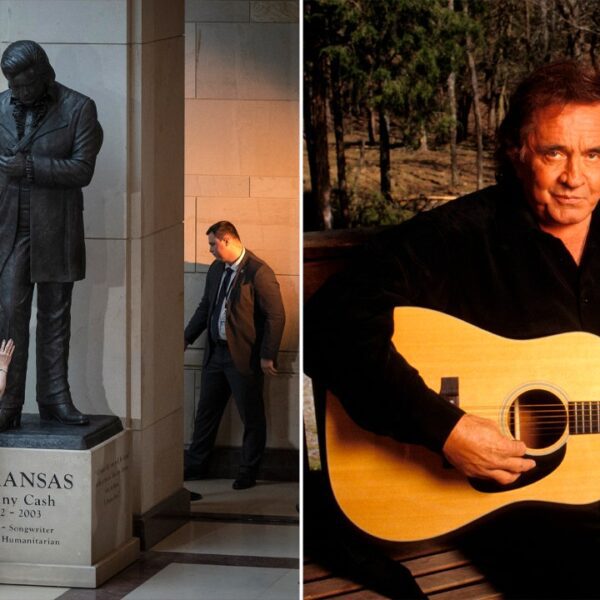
[508,389,567,449]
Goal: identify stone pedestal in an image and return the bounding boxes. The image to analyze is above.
[0,416,139,587]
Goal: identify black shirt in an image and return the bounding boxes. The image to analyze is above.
[304,183,600,452]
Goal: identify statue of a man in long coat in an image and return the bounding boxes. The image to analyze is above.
[0,40,103,430]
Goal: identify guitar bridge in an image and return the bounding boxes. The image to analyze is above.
[440,376,459,407]
[440,377,459,470]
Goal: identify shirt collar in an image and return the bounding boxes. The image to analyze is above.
[227,247,245,273]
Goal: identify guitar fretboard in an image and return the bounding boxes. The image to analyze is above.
[569,401,600,434]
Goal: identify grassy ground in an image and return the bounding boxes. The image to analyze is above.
[304,136,498,228]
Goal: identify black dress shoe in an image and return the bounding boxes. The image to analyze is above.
[189,491,203,501]
[39,403,89,425]
[0,407,21,432]
[232,477,256,490]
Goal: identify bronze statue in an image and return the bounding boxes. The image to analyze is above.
[0,40,103,431]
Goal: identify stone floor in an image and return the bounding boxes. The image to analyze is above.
[0,480,299,600]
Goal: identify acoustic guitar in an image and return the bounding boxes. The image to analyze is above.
[325,306,600,541]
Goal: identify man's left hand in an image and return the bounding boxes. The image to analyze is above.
[0,339,14,370]
[0,153,25,178]
[260,359,277,376]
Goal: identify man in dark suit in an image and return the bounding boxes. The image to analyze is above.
[184,221,285,492]
[0,40,103,431]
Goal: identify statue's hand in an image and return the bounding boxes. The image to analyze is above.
[0,339,14,370]
[0,154,25,177]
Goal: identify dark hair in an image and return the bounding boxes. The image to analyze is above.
[1,40,55,82]
[496,60,600,184]
[206,221,241,241]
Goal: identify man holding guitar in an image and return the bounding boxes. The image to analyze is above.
[305,60,600,597]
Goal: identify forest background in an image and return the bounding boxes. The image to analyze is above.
[304,0,600,231]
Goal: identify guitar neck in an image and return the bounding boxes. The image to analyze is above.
[569,401,600,434]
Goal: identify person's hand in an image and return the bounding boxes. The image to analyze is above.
[0,339,15,370]
[442,413,536,485]
[260,358,277,376]
[0,154,25,177]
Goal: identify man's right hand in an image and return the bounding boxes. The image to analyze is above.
[442,413,536,485]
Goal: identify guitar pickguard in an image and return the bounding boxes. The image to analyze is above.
[470,446,567,493]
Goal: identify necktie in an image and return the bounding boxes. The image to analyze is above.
[210,267,233,341]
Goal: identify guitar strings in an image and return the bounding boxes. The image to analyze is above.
[458,404,600,434]
[434,406,587,437]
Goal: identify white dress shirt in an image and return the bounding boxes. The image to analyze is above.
[216,248,245,340]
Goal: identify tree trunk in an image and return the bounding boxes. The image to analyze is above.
[378,106,392,200]
[305,45,333,229]
[418,123,429,152]
[366,107,377,145]
[540,0,550,61]
[447,0,458,188]
[329,55,350,227]
[457,92,471,143]
[447,70,459,188]
[497,80,507,130]
[525,0,532,71]
[468,56,484,189]
[488,94,497,134]
[303,78,320,231]
[464,4,483,190]
[559,0,585,60]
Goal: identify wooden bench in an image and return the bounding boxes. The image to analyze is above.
[304,546,501,599]
[303,228,502,599]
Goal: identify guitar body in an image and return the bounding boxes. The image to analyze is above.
[325,307,600,541]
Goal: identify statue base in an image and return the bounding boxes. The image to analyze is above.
[0,414,124,449]
[0,415,139,587]
[0,538,139,587]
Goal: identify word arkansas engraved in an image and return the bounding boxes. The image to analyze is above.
[0,472,74,489]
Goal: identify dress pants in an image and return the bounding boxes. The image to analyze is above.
[187,342,266,478]
[0,188,74,410]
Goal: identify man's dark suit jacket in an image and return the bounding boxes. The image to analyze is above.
[0,81,103,282]
[185,250,286,375]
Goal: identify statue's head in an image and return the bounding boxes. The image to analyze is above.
[1,40,55,105]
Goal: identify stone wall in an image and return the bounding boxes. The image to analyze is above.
[183,0,300,470]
